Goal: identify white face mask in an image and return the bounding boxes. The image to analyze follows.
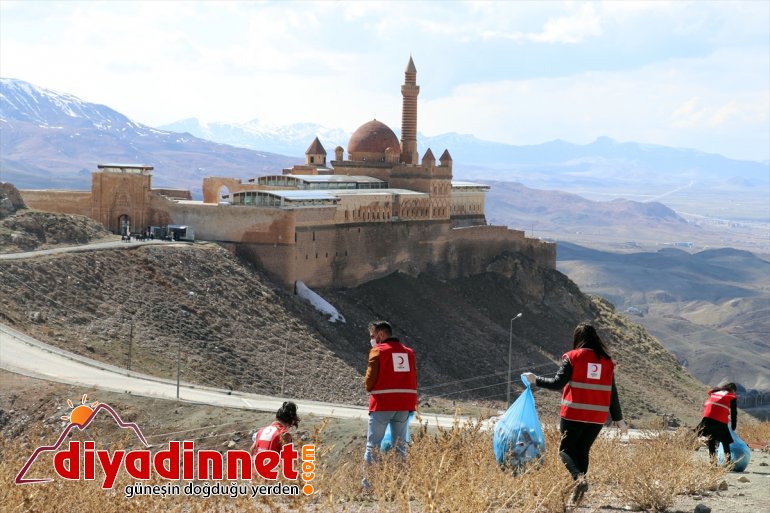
[370,338,377,348]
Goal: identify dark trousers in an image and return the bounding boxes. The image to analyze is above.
[697,417,733,461]
[559,418,604,479]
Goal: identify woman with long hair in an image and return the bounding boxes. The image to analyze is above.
[524,322,627,506]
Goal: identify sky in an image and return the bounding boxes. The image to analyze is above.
[1,1,769,162]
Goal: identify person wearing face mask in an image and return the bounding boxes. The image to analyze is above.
[362,320,418,488]
[368,321,378,348]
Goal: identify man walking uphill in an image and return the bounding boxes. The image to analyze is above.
[364,321,418,469]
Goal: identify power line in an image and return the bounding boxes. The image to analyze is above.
[421,361,556,392]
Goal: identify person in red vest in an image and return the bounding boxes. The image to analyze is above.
[250,401,300,456]
[696,382,737,463]
[523,322,626,506]
[363,320,418,470]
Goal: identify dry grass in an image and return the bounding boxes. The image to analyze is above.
[589,428,725,512]
[737,419,770,447]
[312,418,573,513]
[1,418,729,513]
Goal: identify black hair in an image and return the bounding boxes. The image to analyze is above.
[711,382,737,394]
[573,322,611,360]
[276,401,300,427]
[372,320,392,337]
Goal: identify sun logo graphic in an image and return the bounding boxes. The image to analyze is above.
[16,393,316,496]
[61,394,99,426]
[15,394,149,485]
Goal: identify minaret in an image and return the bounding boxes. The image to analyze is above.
[400,56,420,164]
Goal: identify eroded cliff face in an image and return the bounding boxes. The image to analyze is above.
[0,211,707,424]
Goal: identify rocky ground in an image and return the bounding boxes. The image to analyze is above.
[668,453,770,513]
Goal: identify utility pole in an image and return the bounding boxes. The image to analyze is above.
[127,320,133,375]
[507,313,523,407]
[281,337,288,395]
[176,335,181,399]
[177,292,195,400]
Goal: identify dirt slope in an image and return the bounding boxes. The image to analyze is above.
[0,211,712,425]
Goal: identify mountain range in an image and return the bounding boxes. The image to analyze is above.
[2,77,767,224]
[159,118,770,186]
[0,78,300,194]
[557,242,770,392]
[160,117,770,195]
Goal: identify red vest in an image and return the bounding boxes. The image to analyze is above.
[250,421,290,455]
[560,348,615,424]
[702,390,735,424]
[369,340,417,412]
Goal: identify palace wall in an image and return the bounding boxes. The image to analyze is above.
[445,225,556,274]
[239,220,556,289]
[20,180,556,291]
[156,198,298,244]
[20,190,92,216]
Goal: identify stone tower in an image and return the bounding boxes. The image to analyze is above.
[400,56,420,165]
[305,136,327,166]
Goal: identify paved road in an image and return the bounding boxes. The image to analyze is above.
[0,323,460,428]
[0,323,644,441]
[0,239,191,260]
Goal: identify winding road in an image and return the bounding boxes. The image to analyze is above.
[0,323,459,428]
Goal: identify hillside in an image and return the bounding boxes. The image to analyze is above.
[557,242,770,392]
[0,212,711,426]
[486,181,770,255]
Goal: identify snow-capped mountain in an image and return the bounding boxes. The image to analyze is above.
[1,77,156,134]
[0,78,301,193]
[160,118,351,157]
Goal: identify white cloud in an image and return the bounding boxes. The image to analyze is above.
[421,48,769,160]
[529,4,602,44]
[1,1,768,160]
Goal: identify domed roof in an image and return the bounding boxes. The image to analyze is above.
[348,119,400,155]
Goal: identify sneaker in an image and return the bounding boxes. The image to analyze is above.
[361,478,372,492]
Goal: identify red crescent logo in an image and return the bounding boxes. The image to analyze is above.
[397,356,405,365]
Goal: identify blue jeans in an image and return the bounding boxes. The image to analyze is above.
[364,410,410,465]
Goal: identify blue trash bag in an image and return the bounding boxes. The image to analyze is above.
[381,411,416,452]
[493,374,546,473]
[717,425,751,472]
